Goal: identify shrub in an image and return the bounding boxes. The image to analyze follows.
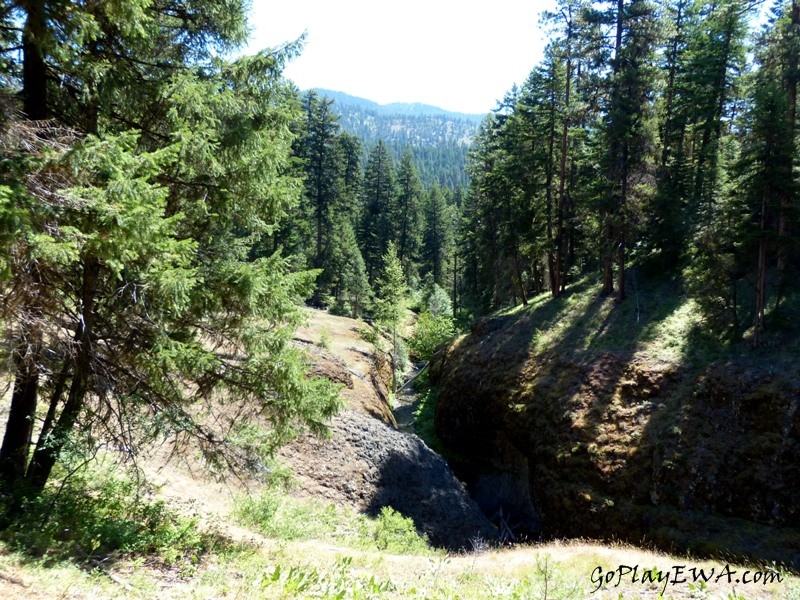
[1,460,216,564]
[393,337,410,382]
[410,311,456,361]
[425,283,453,317]
[235,489,433,555]
[371,506,429,554]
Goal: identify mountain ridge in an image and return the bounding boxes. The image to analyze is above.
[311,88,484,189]
[311,88,486,123]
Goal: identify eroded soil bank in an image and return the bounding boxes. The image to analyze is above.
[279,309,497,550]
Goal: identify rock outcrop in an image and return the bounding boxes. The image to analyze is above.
[280,409,497,550]
[431,314,800,567]
[284,308,497,550]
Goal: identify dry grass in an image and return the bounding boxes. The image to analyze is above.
[1,535,797,599]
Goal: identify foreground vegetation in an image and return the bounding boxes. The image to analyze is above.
[2,479,797,600]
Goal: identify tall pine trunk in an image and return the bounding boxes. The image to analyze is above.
[0,0,48,496]
[555,14,573,298]
[0,343,40,486]
[603,0,625,297]
[546,64,558,295]
[21,0,47,120]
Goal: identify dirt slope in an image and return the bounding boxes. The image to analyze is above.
[281,308,496,549]
[294,308,396,425]
[137,308,496,551]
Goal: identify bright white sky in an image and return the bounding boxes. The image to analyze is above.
[246,0,558,115]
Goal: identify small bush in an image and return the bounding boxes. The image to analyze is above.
[358,324,383,349]
[318,329,332,350]
[235,490,434,555]
[425,283,453,317]
[329,299,352,317]
[371,506,429,554]
[410,311,456,361]
[393,337,410,381]
[234,489,339,541]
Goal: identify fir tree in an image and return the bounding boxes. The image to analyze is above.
[395,149,424,277]
[360,140,398,284]
[0,0,339,501]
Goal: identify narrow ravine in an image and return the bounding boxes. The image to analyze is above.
[392,364,426,434]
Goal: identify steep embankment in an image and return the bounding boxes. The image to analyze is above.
[431,278,800,566]
[279,309,496,550]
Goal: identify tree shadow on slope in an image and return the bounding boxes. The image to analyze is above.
[363,442,498,552]
[433,270,800,567]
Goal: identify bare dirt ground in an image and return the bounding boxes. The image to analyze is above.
[294,308,396,425]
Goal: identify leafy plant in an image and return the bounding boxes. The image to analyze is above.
[409,311,456,361]
[371,507,429,554]
[235,489,433,556]
[1,458,217,564]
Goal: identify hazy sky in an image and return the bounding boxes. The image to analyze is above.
[246,0,558,115]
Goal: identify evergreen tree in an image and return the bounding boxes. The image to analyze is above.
[599,0,660,301]
[376,241,406,391]
[326,218,373,317]
[0,0,339,501]
[423,185,455,288]
[296,91,344,271]
[395,149,424,276]
[360,140,398,284]
[337,132,364,226]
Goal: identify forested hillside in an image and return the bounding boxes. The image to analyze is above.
[315,89,482,189]
[1,0,800,595]
[458,0,800,347]
[279,90,462,339]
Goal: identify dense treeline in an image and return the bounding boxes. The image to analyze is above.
[320,94,480,189]
[459,0,800,345]
[286,91,459,320]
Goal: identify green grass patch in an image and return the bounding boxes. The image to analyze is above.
[234,488,435,556]
[261,556,395,597]
[504,270,800,371]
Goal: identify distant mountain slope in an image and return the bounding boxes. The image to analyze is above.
[314,89,485,123]
[313,88,486,189]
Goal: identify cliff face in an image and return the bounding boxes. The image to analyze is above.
[431,312,800,566]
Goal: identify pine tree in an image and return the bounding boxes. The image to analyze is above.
[337,132,364,226]
[360,140,398,284]
[376,241,406,392]
[395,149,424,277]
[326,218,373,317]
[600,0,659,301]
[423,185,455,288]
[295,91,344,271]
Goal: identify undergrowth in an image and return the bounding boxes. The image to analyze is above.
[410,368,446,456]
[234,486,434,556]
[0,455,220,565]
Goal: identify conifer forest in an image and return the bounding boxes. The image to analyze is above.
[0,0,799,597]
